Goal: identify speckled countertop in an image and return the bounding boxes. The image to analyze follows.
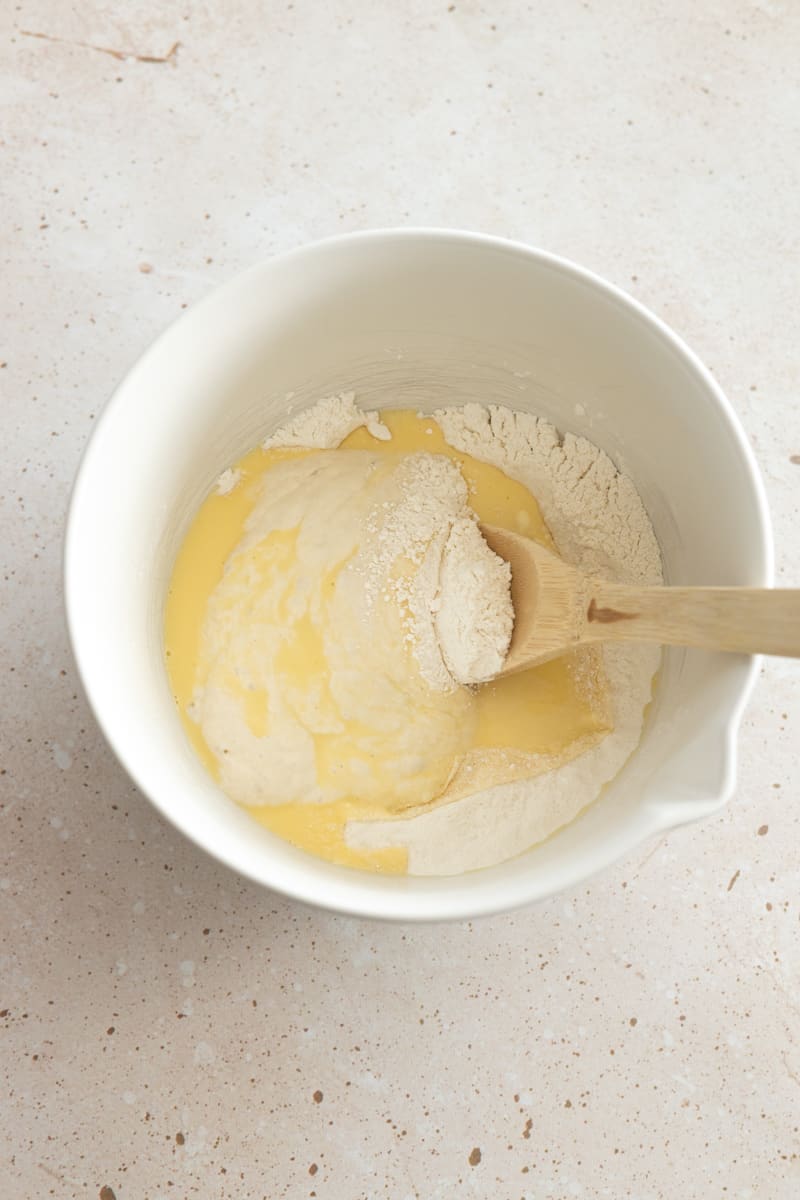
[2,3,799,1198]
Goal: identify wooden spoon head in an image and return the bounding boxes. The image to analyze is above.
[480,525,585,675]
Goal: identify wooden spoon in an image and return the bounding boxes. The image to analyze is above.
[481,524,800,677]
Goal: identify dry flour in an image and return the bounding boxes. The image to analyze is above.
[262,391,392,449]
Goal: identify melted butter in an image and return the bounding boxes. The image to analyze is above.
[250,801,408,874]
[165,446,307,778]
[165,410,611,874]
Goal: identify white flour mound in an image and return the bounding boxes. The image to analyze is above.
[357,448,513,691]
[344,402,664,875]
[262,391,391,449]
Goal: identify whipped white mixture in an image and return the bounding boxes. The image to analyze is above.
[190,426,512,816]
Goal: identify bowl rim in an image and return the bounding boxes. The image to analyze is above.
[64,227,775,921]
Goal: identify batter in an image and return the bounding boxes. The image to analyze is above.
[165,401,615,873]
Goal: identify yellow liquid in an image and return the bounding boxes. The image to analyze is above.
[164,410,611,873]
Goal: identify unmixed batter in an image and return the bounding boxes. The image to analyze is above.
[165,395,661,875]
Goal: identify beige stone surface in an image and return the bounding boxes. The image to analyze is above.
[2,2,799,1197]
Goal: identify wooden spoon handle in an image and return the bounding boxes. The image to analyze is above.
[581,581,800,657]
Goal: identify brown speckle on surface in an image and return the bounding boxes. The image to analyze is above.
[468,1147,481,1166]
[727,869,741,892]
[99,1188,116,1200]
[313,1090,323,1104]
[790,455,800,464]
[522,1118,532,1139]
[106,1026,115,1035]
[176,1132,185,1145]
[138,263,153,274]
[758,824,769,836]
[630,1017,638,1027]
[309,1163,318,1176]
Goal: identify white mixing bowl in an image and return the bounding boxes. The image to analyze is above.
[64,230,773,920]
